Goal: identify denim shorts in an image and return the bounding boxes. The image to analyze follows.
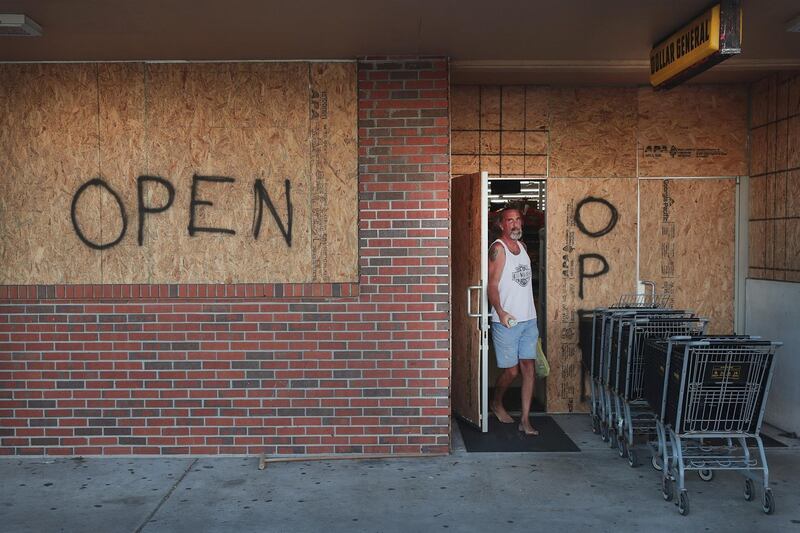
[491,319,539,368]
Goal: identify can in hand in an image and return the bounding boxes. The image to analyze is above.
[507,318,518,327]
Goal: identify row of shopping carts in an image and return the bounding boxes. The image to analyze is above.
[579,291,782,516]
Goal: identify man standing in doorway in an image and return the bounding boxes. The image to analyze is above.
[488,204,539,435]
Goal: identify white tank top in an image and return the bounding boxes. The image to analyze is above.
[490,239,536,323]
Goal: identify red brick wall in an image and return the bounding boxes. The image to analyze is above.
[0,57,451,456]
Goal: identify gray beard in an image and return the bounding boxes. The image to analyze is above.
[510,229,522,240]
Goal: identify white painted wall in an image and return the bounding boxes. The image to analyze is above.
[745,279,800,435]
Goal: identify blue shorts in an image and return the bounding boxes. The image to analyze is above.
[491,319,539,368]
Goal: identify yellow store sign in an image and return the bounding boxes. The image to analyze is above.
[649,2,741,89]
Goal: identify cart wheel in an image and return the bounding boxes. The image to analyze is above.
[744,478,754,501]
[698,469,713,482]
[762,489,775,515]
[651,454,662,471]
[628,449,638,468]
[617,436,627,458]
[600,423,609,442]
[608,428,617,449]
[662,477,673,502]
[678,491,690,516]
[591,416,600,434]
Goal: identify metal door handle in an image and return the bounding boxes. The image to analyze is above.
[466,285,481,318]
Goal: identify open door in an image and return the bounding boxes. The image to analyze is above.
[451,171,489,432]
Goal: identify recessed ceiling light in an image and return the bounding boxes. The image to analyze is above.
[0,14,42,37]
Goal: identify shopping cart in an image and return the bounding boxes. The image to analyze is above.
[611,316,708,467]
[647,336,782,516]
[580,290,672,445]
[602,309,694,449]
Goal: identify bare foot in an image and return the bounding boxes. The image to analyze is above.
[518,421,539,436]
[491,402,514,423]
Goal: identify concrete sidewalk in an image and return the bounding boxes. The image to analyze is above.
[2,415,799,533]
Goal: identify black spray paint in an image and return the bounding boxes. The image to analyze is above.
[253,178,293,246]
[188,175,236,237]
[70,174,294,249]
[70,178,128,250]
[574,196,618,299]
[137,176,175,245]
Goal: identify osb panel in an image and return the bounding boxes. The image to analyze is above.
[312,63,358,282]
[524,156,548,176]
[501,86,525,130]
[482,155,500,175]
[765,172,776,219]
[773,172,787,218]
[452,131,479,155]
[638,86,748,178]
[96,63,147,284]
[750,176,767,220]
[525,131,548,155]
[546,178,638,412]
[524,87,550,130]
[750,77,770,128]
[480,86,501,129]
[0,64,102,284]
[450,85,479,131]
[789,75,800,116]
[787,219,800,271]
[789,116,800,170]
[774,219,787,270]
[776,121,788,172]
[640,179,736,334]
[788,170,800,217]
[777,77,790,121]
[749,221,766,269]
[549,88,637,178]
[0,62,357,285]
[480,131,500,154]
[767,124,777,174]
[501,131,525,155]
[452,155,479,176]
[146,63,311,284]
[750,127,767,176]
[500,155,524,175]
[765,219,775,269]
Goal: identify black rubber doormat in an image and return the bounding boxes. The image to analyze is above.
[456,415,580,453]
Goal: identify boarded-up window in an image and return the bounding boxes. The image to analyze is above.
[0,62,358,284]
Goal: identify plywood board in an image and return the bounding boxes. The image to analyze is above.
[750,126,767,177]
[0,62,357,285]
[789,116,800,170]
[545,178,638,412]
[549,88,637,178]
[524,87,550,131]
[450,86,479,131]
[639,179,736,334]
[452,155,479,176]
[788,170,800,217]
[750,76,770,128]
[452,131,479,155]
[501,86,525,130]
[480,86,501,130]
[0,64,102,284]
[638,86,748,177]
[311,62,359,282]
